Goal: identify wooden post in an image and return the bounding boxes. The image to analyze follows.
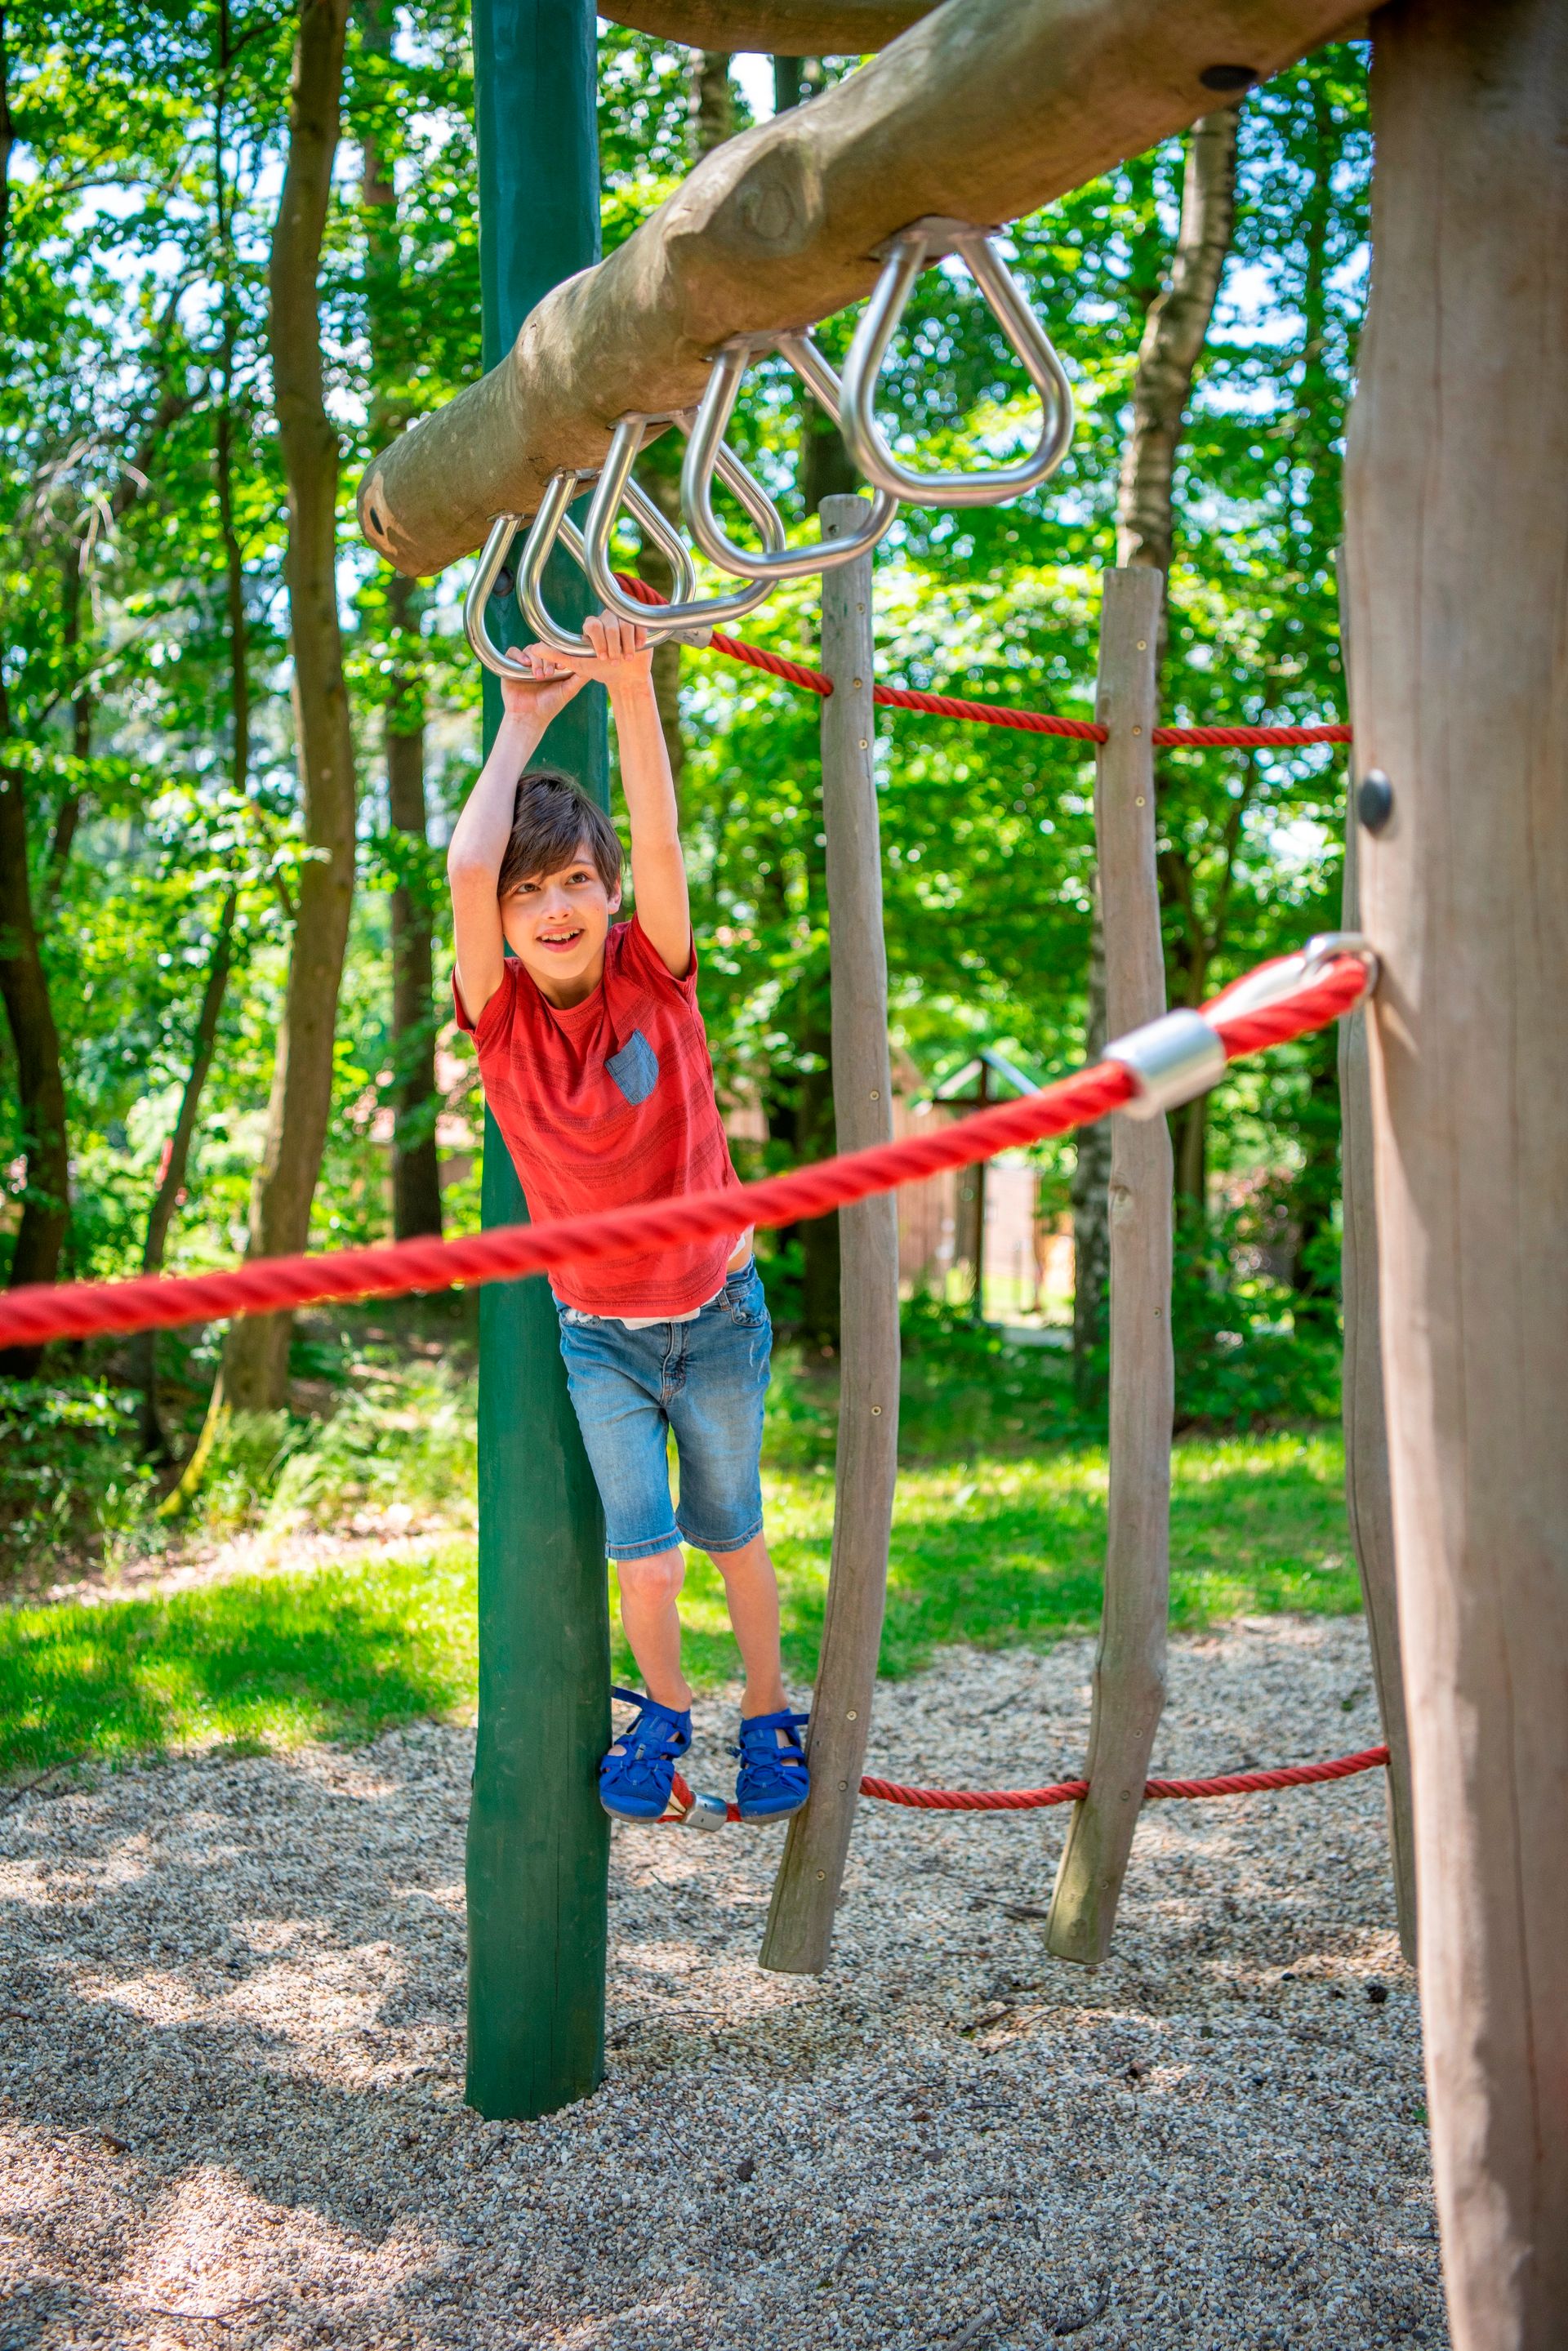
[1335,553,1416,1966]
[463,0,612,2123]
[1345,2,1568,2339]
[760,496,899,1975]
[1046,567,1171,1967]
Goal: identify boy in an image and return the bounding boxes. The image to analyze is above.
[447,611,808,1824]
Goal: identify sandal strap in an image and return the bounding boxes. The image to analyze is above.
[607,1687,692,1766]
[736,1707,810,1748]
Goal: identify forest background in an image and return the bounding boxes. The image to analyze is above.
[0,2,1367,1589]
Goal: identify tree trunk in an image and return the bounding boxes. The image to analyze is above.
[691,51,735,158]
[1115,105,1239,1221]
[361,0,443,1241]
[384,605,443,1241]
[1070,888,1110,1402]
[0,732,69,1365]
[131,892,238,1456]
[1116,109,1239,578]
[1346,2,1568,2339]
[221,0,356,1412]
[0,44,68,1360]
[145,5,254,1466]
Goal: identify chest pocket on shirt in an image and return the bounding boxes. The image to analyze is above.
[606,1027,660,1106]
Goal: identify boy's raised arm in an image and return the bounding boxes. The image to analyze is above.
[447,661,584,1023]
[589,616,692,981]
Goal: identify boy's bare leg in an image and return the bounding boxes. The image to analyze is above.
[615,1550,692,1713]
[711,1530,789,1720]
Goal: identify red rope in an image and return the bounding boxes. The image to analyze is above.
[1153,721,1352,749]
[871,683,1104,742]
[666,1743,1389,1825]
[613,572,1347,749]
[0,955,1365,1355]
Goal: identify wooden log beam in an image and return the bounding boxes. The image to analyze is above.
[359,0,1365,578]
[601,1,932,51]
[1345,0,1568,2338]
[1046,567,1172,1967]
[760,497,899,1975]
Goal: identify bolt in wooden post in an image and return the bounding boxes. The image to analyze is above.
[760,497,899,1976]
[1335,551,1416,1966]
[1046,566,1171,1968]
[464,0,611,2122]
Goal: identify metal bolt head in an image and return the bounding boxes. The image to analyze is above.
[847,1710,858,1721]
[1357,768,1394,834]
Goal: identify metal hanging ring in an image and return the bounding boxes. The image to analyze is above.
[838,217,1075,508]
[464,508,550,679]
[506,461,709,658]
[585,415,787,634]
[681,332,899,581]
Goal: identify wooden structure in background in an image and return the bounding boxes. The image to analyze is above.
[931,1048,1040,1320]
[1046,568,1174,1965]
[761,499,901,1974]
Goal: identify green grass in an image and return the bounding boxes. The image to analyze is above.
[0,1432,1354,1776]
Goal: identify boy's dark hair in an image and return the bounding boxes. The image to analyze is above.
[497,768,623,901]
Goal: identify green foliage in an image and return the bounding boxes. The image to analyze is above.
[0,1542,478,1772]
[0,1382,158,1575]
[0,1432,1352,1774]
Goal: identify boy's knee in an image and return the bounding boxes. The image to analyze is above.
[617,1547,685,1606]
[713,1532,770,1578]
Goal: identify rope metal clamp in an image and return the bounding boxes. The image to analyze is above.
[1208,930,1380,1024]
[662,1780,729,1831]
[1106,1009,1227,1120]
[839,216,1075,508]
[1106,933,1380,1120]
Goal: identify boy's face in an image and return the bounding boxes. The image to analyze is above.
[501,842,621,1005]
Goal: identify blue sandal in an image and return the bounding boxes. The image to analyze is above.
[732,1708,812,1820]
[599,1687,692,1821]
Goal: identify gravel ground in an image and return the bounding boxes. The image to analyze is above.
[0,1616,1443,2351]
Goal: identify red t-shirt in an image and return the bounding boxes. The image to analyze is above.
[454,916,744,1317]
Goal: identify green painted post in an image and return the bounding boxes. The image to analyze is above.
[465,0,610,2122]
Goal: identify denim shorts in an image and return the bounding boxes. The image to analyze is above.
[555,1260,772,1561]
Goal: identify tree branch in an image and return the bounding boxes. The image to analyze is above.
[602,1,931,48]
